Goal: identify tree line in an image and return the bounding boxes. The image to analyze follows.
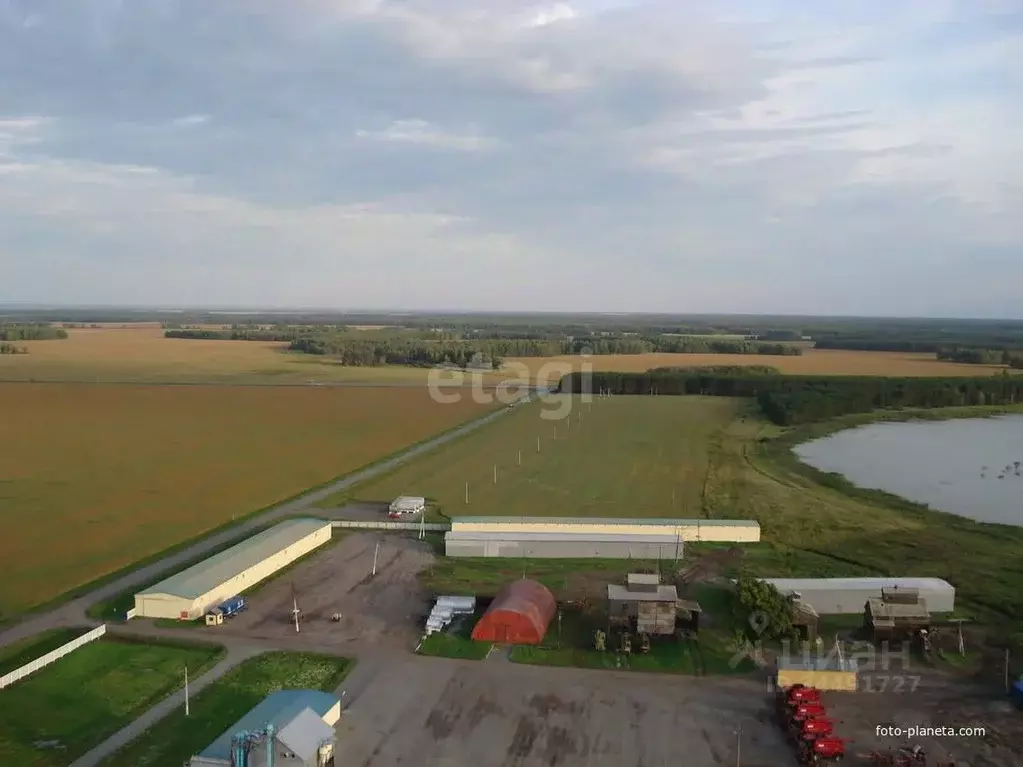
[0,324,68,341]
[937,348,1023,367]
[0,342,27,355]
[558,369,1023,425]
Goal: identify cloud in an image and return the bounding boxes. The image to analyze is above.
[0,0,1021,315]
[355,120,497,151]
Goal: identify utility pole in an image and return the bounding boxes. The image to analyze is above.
[493,463,497,484]
[735,724,741,767]
[372,541,380,576]
[1005,648,1011,693]
[184,666,190,716]
[536,436,540,453]
[465,481,469,504]
[517,449,521,466]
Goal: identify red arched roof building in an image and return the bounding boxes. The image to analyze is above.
[471,579,556,645]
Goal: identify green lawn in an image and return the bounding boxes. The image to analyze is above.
[0,637,224,767]
[100,651,350,767]
[0,628,91,677]
[508,587,755,676]
[319,395,738,517]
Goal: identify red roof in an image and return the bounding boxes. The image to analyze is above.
[471,579,556,645]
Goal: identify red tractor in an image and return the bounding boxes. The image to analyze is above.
[798,735,847,764]
[789,715,836,745]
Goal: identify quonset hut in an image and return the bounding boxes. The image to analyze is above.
[471,579,556,645]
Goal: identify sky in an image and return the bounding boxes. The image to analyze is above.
[1,0,1021,316]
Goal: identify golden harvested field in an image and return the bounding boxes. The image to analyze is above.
[0,326,443,384]
[502,350,1010,383]
[0,383,492,617]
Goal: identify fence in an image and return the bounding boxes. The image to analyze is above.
[0,625,107,689]
[125,607,137,620]
[331,520,450,532]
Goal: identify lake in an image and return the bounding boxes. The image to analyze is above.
[794,415,1023,526]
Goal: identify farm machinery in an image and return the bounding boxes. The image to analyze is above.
[776,684,848,764]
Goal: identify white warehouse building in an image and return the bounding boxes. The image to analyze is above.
[134,518,332,620]
[757,577,956,615]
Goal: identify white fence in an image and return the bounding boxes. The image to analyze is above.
[331,520,450,532]
[125,607,137,620]
[0,625,107,689]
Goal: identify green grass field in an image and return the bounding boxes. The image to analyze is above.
[0,637,224,767]
[0,628,91,677]
[100,652,350,767]
[320,395,737,517]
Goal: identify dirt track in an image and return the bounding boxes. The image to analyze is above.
[215,533,434,653]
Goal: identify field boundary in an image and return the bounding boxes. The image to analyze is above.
[0,624,106,689]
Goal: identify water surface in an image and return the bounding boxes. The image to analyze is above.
[795,415,1023,526]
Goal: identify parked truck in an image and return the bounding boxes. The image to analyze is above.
[205,596,246,626]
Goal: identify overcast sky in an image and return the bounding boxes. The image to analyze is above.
[1,0,1021,316]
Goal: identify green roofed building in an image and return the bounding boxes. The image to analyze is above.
[134,518,332,620]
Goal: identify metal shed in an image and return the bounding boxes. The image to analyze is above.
[135,518,332,620]
[189,689,340,766]
[471,579,556,644]
[607,577,680,636]
[757,577,955,615]
[449,516,761,543]
[445,530,685,559]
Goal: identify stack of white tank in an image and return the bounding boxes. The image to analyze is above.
[425,595,476,635]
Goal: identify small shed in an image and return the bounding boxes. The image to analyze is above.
[471,579,556,645]
[864,597,931,642]
[607,573,680,636]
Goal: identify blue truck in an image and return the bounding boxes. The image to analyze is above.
[205,596,246,626]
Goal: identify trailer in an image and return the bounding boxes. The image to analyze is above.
[204,596,246,626]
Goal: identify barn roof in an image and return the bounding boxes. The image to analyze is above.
[196,689,338,762]
[757,577,954,593]
[451,516,759,528]
[137,518,330,600]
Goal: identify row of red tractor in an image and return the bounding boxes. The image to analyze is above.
[776,684,956,766]
[776,684,848,764]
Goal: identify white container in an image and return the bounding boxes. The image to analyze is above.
[436,596,476,611]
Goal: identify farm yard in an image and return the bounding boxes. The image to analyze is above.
[330,654,1023,767]
[0,636,223,766]
[208,533,436,654]
[334,395,1023,627]
[326,395,736,518]
[0,382,492,617]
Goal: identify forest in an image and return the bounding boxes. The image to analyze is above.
[0,324,68,341]
[558,369,1023,425]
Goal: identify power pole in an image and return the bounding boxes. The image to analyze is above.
[493,463,498,484]
[735,724,742,767]
[184,666,190,716]
[465,481,469,504]
[372,541,380,576]
[517,449,521,466]
[1005,648,1011,693]
[536,436,540,453]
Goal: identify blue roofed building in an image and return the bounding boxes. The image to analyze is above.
[189,689,340,767]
